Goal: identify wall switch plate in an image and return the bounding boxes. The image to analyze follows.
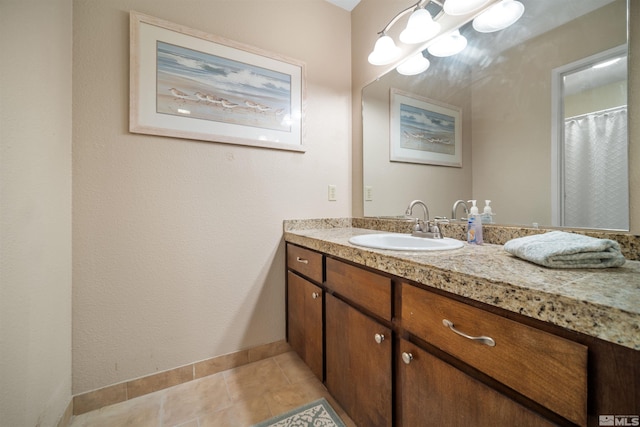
[328,185,337,201]
[365,186,373,201]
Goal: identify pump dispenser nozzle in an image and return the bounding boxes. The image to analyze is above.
[468,200,479,215]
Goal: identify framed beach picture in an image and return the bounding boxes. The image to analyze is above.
[390,88,461,167]
[129,11,306,152]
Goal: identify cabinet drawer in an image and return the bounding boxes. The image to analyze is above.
[401,283,587,426]
[287,244,323,283]
[326,257,391,321]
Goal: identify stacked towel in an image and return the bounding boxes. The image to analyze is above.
[503,231,626,269]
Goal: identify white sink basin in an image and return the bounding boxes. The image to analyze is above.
[348,233,464,251]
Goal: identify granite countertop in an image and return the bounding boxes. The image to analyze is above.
[284,220,640,351]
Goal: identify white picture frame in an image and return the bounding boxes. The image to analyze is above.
[129,11,306,152]
[390,88,462,167]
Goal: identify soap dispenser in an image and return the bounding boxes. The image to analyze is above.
[482,200,494,224]
[468,200,479,216]
[466,200,483,244]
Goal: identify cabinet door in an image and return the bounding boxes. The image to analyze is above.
[398,339,557,427]
[287,271,323,381]
[326,294,392,427]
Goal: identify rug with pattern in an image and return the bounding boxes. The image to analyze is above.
[251,398,346,427]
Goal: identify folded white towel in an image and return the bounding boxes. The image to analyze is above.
[503,231,626,269]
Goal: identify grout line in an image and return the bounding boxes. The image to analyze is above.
[272,353,294,385]
[72,341,288,416]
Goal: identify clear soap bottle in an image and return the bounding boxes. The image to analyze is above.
[466,200,483,244]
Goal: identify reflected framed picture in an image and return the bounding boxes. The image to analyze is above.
[129,11,306,152]
[390,88,461,167]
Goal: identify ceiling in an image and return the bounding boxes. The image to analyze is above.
[324,0,361,11]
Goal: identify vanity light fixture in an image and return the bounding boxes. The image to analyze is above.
[427,30,467,57]
[367,0,525,73]
[367,0,435,66]
[472,0,525,33]
[397,52,431,75]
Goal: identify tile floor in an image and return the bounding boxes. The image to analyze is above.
[69,351,356,427]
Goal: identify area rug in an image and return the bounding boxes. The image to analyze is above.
[251,398,347,427]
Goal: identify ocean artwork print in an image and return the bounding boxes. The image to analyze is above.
[156,41,292,133]
[399,102,456,156]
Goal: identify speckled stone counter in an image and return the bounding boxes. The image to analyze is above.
[284,218,640,351]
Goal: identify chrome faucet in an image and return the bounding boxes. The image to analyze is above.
[451,200,469,221]
[405,200,444,239]
[406,200,430,224]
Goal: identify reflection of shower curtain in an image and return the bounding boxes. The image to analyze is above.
[564,106,628,230]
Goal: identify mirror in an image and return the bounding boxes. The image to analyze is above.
[362,0,628,230]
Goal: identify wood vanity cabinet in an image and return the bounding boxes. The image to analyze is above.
[285,242,638,427]
[325,257,393,427]
[286,244,324,381]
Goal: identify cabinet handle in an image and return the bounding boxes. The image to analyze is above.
[442,319,496,347]
[296,257,309,264]
[311,292,320,299]
[374,333,385,344]
[401,352,413,365]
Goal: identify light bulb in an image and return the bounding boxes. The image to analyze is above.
[396,53,430,75]
[473,0,525,33]
[368,34,401,65]
[399,8,441,44]
[427,30,467,57]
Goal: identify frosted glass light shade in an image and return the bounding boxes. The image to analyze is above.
[399,9,441,44]
[368,35,401,65]
[397,53,430,75]
[473,0,525,33]
[443,0,491,16]
[427,30,467,57]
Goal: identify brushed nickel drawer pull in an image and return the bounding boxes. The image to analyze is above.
[296,257,309,264]
[311,292,320,299]
[442,319,496,347]
[374,333,385,344]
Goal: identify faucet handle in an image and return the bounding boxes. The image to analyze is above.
[412,218,427,232]
[428,218,446,239]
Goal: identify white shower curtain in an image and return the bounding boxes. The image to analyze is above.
[563,106,628,230]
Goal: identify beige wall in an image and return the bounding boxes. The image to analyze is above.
[72,0,351,394]
[0,0,73,425]
[564,80,627,118]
